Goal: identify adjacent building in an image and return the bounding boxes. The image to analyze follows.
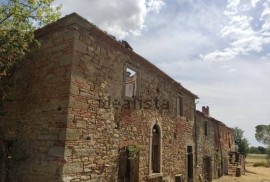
[196,106,237,181]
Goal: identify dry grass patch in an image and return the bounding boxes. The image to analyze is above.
[246,154,269,167]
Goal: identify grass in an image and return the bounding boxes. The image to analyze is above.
[246,154,270,168]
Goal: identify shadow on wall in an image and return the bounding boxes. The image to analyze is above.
[0,20,72,181]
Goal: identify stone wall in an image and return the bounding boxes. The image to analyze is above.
[0,18,77,181]
[1,13,198,182]
[195,107,236,181]
[196,110,218,181]
[63,13,197,182]
[0,13,238,182]
[219,123,235,175]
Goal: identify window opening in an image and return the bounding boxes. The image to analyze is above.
[204,121,208,136]
[187,146,192,153]
[187,146,193,180]
[177,94,184,116]
[228,134,231,148]
[151,124,160,173]
[125,67,137,98]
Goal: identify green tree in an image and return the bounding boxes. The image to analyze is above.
[234,127,244,146]
[0,0,61,76]
[255,125,270,146]
[234,127,249,157]
[249,146,259,154]
[239,138,249,157]
[258,146,266,154]
[255,125,270,161]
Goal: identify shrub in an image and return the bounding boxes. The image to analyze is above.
[253,162,265,167]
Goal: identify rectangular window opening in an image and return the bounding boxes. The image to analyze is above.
[125,67,138,98]
[187,146,193,180]
[204,121,208,136]
[177,94,184,117]
[187,146,192,153]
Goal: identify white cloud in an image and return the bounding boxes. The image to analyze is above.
[128,0,226,63]
[251,0,262,7]
[226,0,241,9]
[225,0,241,15]
[54,0,164,38]
[231,36,262,52]
[201,0,267,62]
[146,0,164,13]
[200,48,238,62]
[261,1,270,33]
[221,16,254,39]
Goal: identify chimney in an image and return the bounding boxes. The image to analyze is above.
[202,106,209,117]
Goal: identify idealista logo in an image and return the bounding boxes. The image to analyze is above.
[98,96,169,110]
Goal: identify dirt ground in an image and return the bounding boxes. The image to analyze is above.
[212,166,270,182]
[213,154,270,182]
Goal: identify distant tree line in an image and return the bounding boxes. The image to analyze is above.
[249,146,268,154]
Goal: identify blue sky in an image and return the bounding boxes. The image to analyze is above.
[54,0,270,147]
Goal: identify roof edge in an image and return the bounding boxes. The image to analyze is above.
[35,13,95,37]
[35,13,198,99]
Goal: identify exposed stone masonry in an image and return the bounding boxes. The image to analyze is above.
[0,13,240,182]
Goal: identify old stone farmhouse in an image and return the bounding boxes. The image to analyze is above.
[195,107,242,181]
[0,13,243,182]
